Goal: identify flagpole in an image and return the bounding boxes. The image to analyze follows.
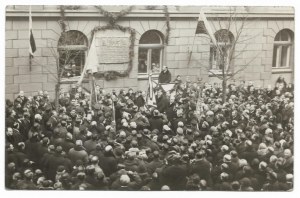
[29,6,32,71]
[29,5,36,71]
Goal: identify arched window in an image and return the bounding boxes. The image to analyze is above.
[138,30,164,74]
[58,30,88,78]
[209,29,234,71]
[272,29,294,68]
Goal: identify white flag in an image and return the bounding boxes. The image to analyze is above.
[77,36,98,84]
[146,75,157,107]
[198,11,218,47]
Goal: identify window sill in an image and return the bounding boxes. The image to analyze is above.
[272,68,293,74]
[208,70,232,77]
[61,76,89,84]
[138,73,159,80]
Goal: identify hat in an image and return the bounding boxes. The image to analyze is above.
[66,133,73,140]
[223,154,231,163]
[205,135,212,141]
[210,126,218,132]
[265,128,273,135]
[177,127,184,135]
[130,122,137,129]
[178,121,184,127]
[56,146,63,153]
[206,111,214,116]
[221,163,229,170]
[122,122,129,127]
[245,140,252,146]
[105,145,113,152]
[220,172,229,180]
[161,185,170,190]
[221,145,229,152]
[119,131,126,138]
[86,131,92,137]
[48,145,55,151]
[286,174,293,181]
[225,130,232,137]
[239,159,248,167]
[24,169,32,175]
[153,109,160,116]
[163,125,171,131]
[75,140,83,146]
[259,161,267,170]
[162,135,169,141]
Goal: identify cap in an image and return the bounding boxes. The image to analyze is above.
[223,154,232,163]
[163,125,171,131]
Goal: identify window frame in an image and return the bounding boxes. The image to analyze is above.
[272,29,294,69]
[57,30,88,81]
[138,30,165,78]
[209,30,234,74]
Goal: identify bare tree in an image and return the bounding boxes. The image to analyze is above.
[190,7,261,103]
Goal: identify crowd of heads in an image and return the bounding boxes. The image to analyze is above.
[5,76,293,191]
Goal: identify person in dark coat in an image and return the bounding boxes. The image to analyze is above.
[159,154,187,190]
[45,146,72,181]
[156,90,169,113]
[135,91,145,109]
[98,145,118,177]
[165,97,177,122]
[189,150,212,187]
[158,66,171,84]
[60,133,75,153]
[149,110,164,132]
[25,133,41,163]
[68,140,89,165]
[146,151,163,174]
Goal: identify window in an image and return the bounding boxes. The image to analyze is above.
[58,30,88,78]
[138,30,164,75]
[209,29,234,71]
[272,29,294,68]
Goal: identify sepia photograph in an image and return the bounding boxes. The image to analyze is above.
[4,3,294,191]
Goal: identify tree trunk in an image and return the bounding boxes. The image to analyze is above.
[55,59,60,112]
[222,79,227,104]
[55,83,60,112]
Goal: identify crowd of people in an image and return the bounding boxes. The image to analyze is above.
[5,76,294,191]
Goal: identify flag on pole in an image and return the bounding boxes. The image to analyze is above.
[195,11,218,47]
[146,74,157,107]
[29,6,36,70]
[77,35,99,84]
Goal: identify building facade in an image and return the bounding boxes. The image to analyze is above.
[5,5,294,101]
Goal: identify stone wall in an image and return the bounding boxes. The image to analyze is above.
[5,6,294,101]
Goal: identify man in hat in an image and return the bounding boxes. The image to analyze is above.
[68,140,88,165]
[98,145,118,177]
[158,66,171,84]
[149,109,164,131]
[189,150,212,187]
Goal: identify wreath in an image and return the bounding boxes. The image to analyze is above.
[163,5,171,45]
[91,24,136,81]
[95,6,135,25]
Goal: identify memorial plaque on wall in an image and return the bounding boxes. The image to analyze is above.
[94,30,130,71]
